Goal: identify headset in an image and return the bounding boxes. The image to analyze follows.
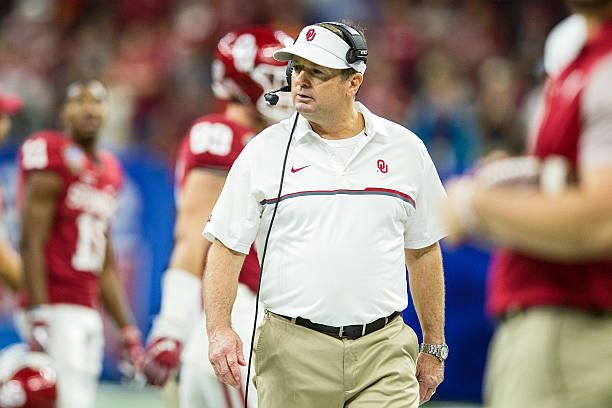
[245,22,367,408]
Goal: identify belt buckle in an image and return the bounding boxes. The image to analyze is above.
[338,326,344,337]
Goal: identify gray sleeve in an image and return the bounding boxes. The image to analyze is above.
[579,54,612,170]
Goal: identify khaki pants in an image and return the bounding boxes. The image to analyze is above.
[485,307,612,408]
[253,311,419,408]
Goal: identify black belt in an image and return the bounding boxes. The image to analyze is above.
[272,311,401,339]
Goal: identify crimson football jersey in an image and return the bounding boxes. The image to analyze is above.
[487,21,612,316]
[18,131,123,308]
[175,114,260,293]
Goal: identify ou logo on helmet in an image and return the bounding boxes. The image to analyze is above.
[306,28,316,41]
[232,33,258,72]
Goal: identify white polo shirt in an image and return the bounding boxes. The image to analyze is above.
[204,102,447,326]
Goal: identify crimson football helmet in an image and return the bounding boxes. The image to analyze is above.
[0,344,57,408]
[212,27,294,123]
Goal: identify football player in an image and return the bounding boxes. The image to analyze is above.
[142,27,294,408]
[0,86,23,292]
[17,80,144,408]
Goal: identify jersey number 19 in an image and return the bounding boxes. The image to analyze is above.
[72,213,107,272]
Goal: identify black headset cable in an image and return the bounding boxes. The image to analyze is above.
[244,112,299,407]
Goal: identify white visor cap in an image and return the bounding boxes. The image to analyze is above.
[274,25,366,74]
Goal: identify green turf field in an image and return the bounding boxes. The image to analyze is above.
[96,382,481,408]
[97,382,165,408]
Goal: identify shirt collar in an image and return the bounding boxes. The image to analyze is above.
[290,102,388,142]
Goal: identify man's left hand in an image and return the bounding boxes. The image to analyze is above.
[415,352,444,405]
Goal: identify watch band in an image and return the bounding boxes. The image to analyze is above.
[419,342,449,362]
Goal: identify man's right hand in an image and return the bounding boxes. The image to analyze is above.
[208,327,246,389]
[142,337,182,387]
[27,306,51,352]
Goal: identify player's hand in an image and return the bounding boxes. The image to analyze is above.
[474,149,510,168]
[442,176,477,245]
[119,325,145,379]
[416,352,444,405]
[27,306,51,352]
[208,327,246,389]
[142,337,182,387]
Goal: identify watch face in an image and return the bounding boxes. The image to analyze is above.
[440,346,449,359]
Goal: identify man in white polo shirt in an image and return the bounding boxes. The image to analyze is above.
[203,21,448,407]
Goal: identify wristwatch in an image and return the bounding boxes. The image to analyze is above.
[419,342,449,362]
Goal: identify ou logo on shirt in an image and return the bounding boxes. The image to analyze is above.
[377,159,388,173]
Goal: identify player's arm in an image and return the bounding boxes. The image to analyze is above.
[99,238,144,373]
[169,169,226,275]
[0,239,22,292]
[142,169,226,386]
[99,238,135,329]
[20,171,63,307]
[447,57,612,262]
[405,242,445,406]
[204,238,246,389]
[469,167,612,262]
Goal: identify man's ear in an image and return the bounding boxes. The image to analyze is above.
[347,73,364,98]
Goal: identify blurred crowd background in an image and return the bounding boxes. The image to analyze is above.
[1,0,569,177]
[0,0,573,404]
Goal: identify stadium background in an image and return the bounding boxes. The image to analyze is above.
[0,0,571,406]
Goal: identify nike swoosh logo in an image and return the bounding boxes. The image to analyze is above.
[291,165,311,173]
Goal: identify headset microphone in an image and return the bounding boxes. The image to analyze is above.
[264,85,291,105]
[264,60,294,105]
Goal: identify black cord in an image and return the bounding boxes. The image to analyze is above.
[244,112,299,407]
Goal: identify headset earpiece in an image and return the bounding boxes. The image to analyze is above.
[346,47,368,64]
[322,22,368,64]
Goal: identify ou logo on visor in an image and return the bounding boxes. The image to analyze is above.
[377,159,388,173]
[306,28,316,41]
